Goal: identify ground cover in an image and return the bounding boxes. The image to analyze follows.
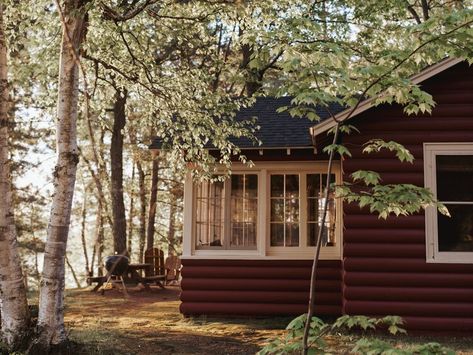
[55,287,473,355]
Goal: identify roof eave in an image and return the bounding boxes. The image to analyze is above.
[310,57,464,137]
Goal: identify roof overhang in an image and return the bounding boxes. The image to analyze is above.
[310,57,464,137]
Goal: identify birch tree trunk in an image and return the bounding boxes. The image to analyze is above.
[0,4,30,350]
[33,1,88,351]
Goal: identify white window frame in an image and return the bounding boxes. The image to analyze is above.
[183,161,343,260]
[424,142,473,264]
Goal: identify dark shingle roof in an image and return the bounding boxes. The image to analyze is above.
[150,97,345,150]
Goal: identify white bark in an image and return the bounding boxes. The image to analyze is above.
[0,3,30,348]
[35,0,87,349]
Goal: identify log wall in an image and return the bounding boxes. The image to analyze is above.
[180,259,342,317]
[342,61,473,333]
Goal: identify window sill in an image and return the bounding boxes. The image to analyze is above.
[182,246,342,260]
[426,254,473,264]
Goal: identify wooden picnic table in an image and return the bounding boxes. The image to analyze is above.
[88,263,154,293]
[125,263,167,290]
[125,263,152,285]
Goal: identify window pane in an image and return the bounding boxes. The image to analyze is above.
[230,174,258,249]
[246,222,257,247]
[270,223,284,246]
[321,174,336,191]
[231,175,244,198]
[285,198,299,222]
[246,174,258,198]
[307,174,320,198]
[271,175,284,197]
[195,180,224,248]
[307,198,318,222]
[247,199,258,223]
[286,223,299,246]
[436,155,473,202]
[307,174,336,247]
[438,204,473,252]
[271,199,284,222]
[308,222,317,246]
[286,175,299,198]
[308,223,329,247]
[231,195,243,223]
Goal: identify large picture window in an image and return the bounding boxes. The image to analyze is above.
[425,143,473,263]
[187,162,342,259]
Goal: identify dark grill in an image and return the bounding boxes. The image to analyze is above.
[104,255,129,276]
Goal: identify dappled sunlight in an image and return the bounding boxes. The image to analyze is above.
[64,287,285,354]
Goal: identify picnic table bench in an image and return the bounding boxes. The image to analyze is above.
[86,248,181,293]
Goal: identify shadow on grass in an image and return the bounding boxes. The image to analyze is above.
[69,326,261,355]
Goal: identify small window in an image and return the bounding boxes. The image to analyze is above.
[424,143,473,263]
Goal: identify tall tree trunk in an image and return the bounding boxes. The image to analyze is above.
[127,162,135,257]
[34,1,88,351]
[137,161,146,260]
[92,205,105,276]
[146,157,159,250]
[0,4,30,349]
[65,256,81,289]
[80,180,90,274]
[110,89,127,254]
[240,42,262,97]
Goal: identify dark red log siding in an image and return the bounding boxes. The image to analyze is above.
[180,259,342,316]
[342,62,473,333]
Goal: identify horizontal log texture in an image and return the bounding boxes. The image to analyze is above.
[344,258,473,273]
[345,301,473,317]
[341,62,473,332]
[343,229,425,244]
[180,303,341,316]
[344,272,473,288]
[344,215,425,229]
[181,290,342,305]
[180,259,342,317]
[345,286,473,303]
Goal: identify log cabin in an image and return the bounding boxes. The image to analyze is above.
[150,58,473,333]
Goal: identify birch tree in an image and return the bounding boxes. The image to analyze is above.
[0,3,30,350]
[33,0,89,351]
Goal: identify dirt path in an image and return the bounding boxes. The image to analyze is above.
[65,286,287,355]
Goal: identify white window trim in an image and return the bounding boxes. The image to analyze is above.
[183,161,343,260]
[424,142,473,264]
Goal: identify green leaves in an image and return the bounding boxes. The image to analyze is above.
[336,181,446,219]
[259,314,455,355]
[363,140,414,163]
[323,144,351,158]
[353,339,455,355]
[351,170,381,186]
